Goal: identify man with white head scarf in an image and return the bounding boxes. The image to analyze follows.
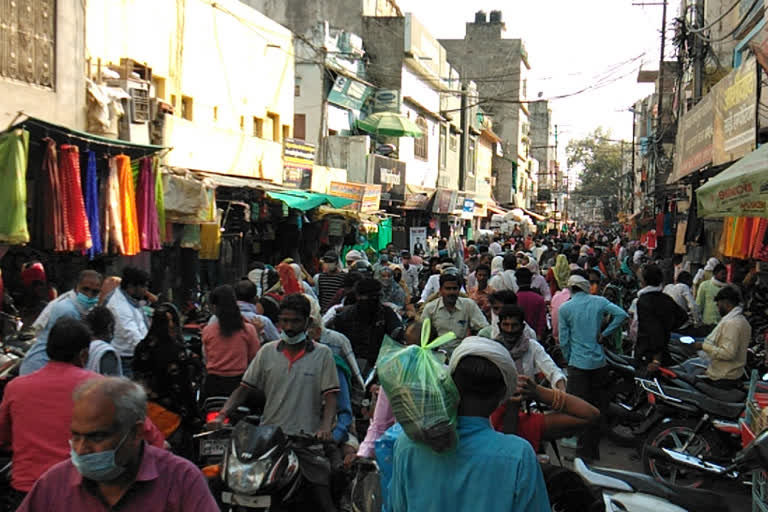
[390,336,549,512]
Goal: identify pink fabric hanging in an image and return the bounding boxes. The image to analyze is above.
[136,157,161,250]
[105,157,126,254]
[58,145,92,251]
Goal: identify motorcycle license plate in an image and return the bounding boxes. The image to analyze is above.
[199,438,227,456]
[222,492,271,507]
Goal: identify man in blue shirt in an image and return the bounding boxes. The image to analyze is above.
[559,274,628,461]
[390,337,549,512]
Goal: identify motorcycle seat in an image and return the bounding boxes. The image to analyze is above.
[660,386,745,419]
[586,465,729,512]
[694,380,746,403]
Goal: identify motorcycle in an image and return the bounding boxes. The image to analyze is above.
[636,368,752,488]
[575,427,768,511]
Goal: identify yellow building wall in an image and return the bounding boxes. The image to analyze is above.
[86,0,294,180]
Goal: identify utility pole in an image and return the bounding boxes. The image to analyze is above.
[656,0,667,139]
[693,0,704,101]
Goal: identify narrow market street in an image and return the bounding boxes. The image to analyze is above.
[1,0,768,511]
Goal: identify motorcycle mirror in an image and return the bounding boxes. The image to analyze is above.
[762,372,768,382]
[679,336,695,345]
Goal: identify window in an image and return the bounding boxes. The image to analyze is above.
[449,133,458,152]
[171,94,177,109]
[253,117,264,138]
[0,0,55,88]
[152,76,166,100]
[213,106,219,121]
[282,124,291,140]
[468,138,476,176]
[267,112,280,142]
[438,124,447,170]
[240,115,245,131]
[413,117,428,160]
[293,114,306,140]
[181,96,193,121]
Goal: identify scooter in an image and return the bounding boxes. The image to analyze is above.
[575,428,768,511]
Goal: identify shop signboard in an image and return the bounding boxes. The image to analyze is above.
[461,198,475,220]
[283,138,316,189]
[369,154,406,200]
[402,184,434,210]
[329,181,381,212]
[432,189,458,214]
[372,89,402,113]
[673,92,714,180]
[327,75,372,112]
[712,58,757,166]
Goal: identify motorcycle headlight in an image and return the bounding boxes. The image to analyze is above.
[226,455,269,494]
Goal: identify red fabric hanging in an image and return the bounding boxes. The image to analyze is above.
[58,145,92,251]
[655,214,664,235]
[42,139,66,251]
[753,219,768,260]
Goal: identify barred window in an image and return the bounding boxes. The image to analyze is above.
[413,116,428,161]
[0,0,55,89]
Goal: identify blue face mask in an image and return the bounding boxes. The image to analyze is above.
[280,331,307,345]
[69,432,129,482]
[76,292,99,311]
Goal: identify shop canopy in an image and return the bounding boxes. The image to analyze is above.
[696,144,768,219]
[267,190,355,211]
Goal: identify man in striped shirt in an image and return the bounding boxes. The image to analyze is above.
[316,251,347,314]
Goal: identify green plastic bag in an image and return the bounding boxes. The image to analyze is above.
[376,319,459,452]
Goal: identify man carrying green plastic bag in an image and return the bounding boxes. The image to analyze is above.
[376,319,459,453]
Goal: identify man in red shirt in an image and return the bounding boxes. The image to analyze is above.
[514,268,548,339]
[0,317,96,507]
[18,377,218,511]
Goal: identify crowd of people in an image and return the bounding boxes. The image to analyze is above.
[0,224,761,511]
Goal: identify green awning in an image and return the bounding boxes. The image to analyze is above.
[696,144,768,219]
[267,190,354,211]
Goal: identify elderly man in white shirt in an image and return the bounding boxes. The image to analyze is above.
[105,267,150,377]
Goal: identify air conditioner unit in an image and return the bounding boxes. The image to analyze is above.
[106,78,150,124]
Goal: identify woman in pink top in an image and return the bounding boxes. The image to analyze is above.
[202,285,261,398]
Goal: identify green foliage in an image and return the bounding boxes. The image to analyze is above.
[566,127,624,220]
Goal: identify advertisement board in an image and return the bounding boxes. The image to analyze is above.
[409,227,427,256]
[369,154,406,200]
[673,92,714,180]
[432,189,458,214]
[712,58,757,166]
[283,138,316,189]
[327,76,372,112]
[329,181,381,212]
[461,198,475,220]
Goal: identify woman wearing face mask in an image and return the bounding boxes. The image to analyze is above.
[495,305,566,391]
[377,265,405,311]
[202,285,261,398]
[132,303,202,441]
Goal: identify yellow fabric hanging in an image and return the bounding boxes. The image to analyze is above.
[116,155,141,255]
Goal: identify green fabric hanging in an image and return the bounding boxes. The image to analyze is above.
[0,129,30,244]
[377,217,392,251]
[154,158,166,240]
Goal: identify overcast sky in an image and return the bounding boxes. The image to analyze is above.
[397,0,673,165]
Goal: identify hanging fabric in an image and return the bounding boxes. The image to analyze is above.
[41,138,66,251]
[58,145,92,251]
[136,157,161,251]
[200,188,221,260]
[105,157,125,254]
[85,151,103,258]
[154,158,166,241]
[116,155,140,255]
[0,129,31,244]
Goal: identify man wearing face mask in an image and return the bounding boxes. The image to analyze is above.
[315,251,347,314]
[0,318,97,507]
[20,270,103,376]
[105,266,151,378]
[17,377,218,511]
[327,278,403,375]
[207,294,340,512]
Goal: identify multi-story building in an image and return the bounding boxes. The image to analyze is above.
[529,100,557,216]
[440,10,535,207]
[0,0,86,129]
[86,0,295,182]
